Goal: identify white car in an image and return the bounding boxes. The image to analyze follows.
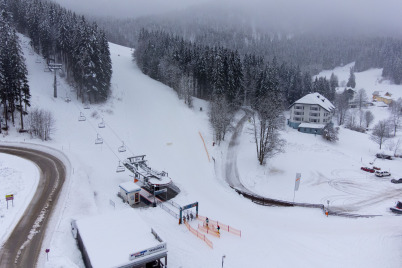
[375,170,391,177]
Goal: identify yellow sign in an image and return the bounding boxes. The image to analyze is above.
[6,194,13,198]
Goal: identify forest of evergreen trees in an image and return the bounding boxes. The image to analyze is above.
[4,0,112,103]
[0,2,30,131]
[134,30,336,108]
[97,13,402,85]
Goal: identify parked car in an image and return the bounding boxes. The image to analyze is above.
[375,170,391,177]
[361,167,375,173]
[373,166,381,170]
[376,153,393,160]
[391,178,402,184]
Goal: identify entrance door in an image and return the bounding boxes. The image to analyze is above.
[135,193,139,203]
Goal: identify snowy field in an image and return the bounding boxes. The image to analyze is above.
[0,34,401,267]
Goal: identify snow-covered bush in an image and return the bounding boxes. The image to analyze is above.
[322,123,339,142]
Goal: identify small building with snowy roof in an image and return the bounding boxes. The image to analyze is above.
[288,92,335,134]
[119,181,141,206]
[372,91,393,105]
[71,209,168,268]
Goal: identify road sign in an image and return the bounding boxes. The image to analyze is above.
[5,194,14,201]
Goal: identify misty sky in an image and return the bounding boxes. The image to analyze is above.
[52,0,402,36]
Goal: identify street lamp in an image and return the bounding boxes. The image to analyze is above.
[222,255,226,268]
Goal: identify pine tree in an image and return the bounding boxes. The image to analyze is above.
[347,67,356,88]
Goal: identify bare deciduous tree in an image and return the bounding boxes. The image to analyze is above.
[370,120,392,149]
[27,108,55,141]
[209,96,232,145]
[388,98,401,136]
[251,97,285,165]
[335,91,350,125]
[354,88,368,110]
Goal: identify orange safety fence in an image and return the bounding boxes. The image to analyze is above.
[198,215,241,237]
[198,224,220,238]
[185,221,213,249]
[198,132,210,162]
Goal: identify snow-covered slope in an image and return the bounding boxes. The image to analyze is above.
[1,35,401,268]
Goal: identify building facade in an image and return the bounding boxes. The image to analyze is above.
[288,93,335,134]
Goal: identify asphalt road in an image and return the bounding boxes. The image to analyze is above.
[0,145,66,268]
[225,110,254,193]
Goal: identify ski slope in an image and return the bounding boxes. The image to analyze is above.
[0,34,401,267]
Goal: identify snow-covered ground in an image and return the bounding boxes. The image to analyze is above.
[0,153,39,245]
[1,34,401,267]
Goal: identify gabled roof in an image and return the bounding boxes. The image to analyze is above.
[290,93,335,112]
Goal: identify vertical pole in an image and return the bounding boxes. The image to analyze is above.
[196,202,198,218]
[292,188,296,203]
[7,200,8,209]
[179,208,182,224]
[54,69,57,98]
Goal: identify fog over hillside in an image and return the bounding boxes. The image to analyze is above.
[51,0,402,37]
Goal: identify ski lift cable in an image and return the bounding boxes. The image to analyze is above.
[70,101,122,161]
[104,122,136,156]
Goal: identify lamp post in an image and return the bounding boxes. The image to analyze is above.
[222,255,226,268]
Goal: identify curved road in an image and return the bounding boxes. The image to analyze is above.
[225,111,253,193]
[0,146,66,268]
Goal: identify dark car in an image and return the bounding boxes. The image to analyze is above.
[391,178,402,184]
[361,167,375,173]
[376,153,393,160]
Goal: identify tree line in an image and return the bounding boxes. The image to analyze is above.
[97,13,402,85]
[134,30,336,108]
[0,4,30,131]
[4,0,112,103]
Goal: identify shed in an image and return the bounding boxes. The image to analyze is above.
[72,209,168,268]
[119,181,141,205]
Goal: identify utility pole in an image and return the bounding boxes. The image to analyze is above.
[48,63,62,98]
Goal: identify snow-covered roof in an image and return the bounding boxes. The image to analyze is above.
[291,93,335,112]
[76,209,167,268]
[298,123,326,129]
[119,181,141,193]
[373,91,393,99]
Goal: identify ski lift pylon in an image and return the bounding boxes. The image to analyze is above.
[116,161,125,173]
[78,112,86,121]
[98,118,105,128]
[118,141,126,153]
[95,134,103,145]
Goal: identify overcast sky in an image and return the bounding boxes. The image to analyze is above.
[52,0,402,36]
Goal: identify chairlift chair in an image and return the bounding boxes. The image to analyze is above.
[84,103,90,109]
[116,161,125,173]
[78,112,86,121]
[95,134,103,145]
[98,118,105,128]
[118,141,126,153]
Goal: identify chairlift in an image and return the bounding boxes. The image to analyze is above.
[84,102,90,109]
[118,141,126,153]
[98,118,105,128]
[116,161,125,173]
[95,134,103,145]
[78,112,86,121]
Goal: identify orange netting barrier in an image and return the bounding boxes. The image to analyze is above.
[199,132,210,162]
[198,224,221,238]
[185,221,213,248]
[197,215,241,237]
